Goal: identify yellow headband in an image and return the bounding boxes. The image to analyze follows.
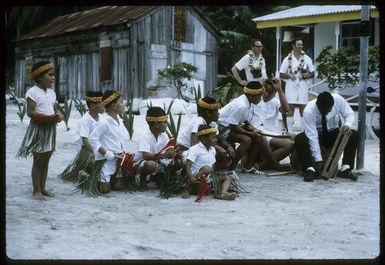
[85,96,103,103]
[146,115,168,122]
[196,127,217,136]
[101,92,121,106]
[32,63,55,78]
[243,87,265,95]
[197,98,221,110]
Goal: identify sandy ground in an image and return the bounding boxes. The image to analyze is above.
[5,101,380,260]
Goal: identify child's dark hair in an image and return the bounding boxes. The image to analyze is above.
[197,97,219,117]
[262,79,275,93]
[197,124,215,139]
[32,61,53,83]
[85,91,103,108]
[102,90,121,109]
[246,81,262,90]
[146,106,167,125]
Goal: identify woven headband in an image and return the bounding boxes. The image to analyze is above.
[243,87,265,95]
[146,115,168,122]
[101,91,121,106]
[85,96,103,103]
[32,63,55,78]
[197,98,221,110]
[196,127,217,136]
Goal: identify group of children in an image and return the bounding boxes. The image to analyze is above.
[18,61,296,201]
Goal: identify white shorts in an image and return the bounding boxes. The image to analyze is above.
[285,80,309,105]
[99,159,118,183]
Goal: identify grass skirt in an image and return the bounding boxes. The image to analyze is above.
[78,160,105,197]
[211,170,248,198]
[58,146,94,182]
[16,120,56,157]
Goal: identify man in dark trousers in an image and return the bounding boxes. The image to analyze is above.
[294,91,358,182]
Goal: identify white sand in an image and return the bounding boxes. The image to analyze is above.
[5,100,380,260]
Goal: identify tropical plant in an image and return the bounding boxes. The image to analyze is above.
[315,44,379,90]
[157,62,198,102]
[162,99,183,139]
[7,87,27,122]
[119,101,135,140]
[72,98,87,117]
[212,74,242,106]
[193,84,202,102]
[56,97,72,131]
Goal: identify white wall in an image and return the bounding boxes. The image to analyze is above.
[314,22,337,59]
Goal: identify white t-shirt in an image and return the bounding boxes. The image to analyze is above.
[303,93,355,162]
[235,53,267,82]
[25,85,56,115]
[74,112,104,145]
[134,129,171,163]
[261,97,281,132]
[218,94,254,127]
[177,116,218,148]
[186,142,216,176]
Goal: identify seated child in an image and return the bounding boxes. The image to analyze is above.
[59,91,105,182]
[249,78,294,170]
[134,106,182,192]
[88,90,129,194]
[182,124,236,201]
[177,97,235,167]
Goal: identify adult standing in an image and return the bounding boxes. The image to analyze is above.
[231,39,267,86]
[280,38,315,132]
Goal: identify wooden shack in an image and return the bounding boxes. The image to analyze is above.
[14,6,222,101]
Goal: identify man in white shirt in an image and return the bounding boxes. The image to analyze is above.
[280,38,315,132]
[294,91,358,182]
[231,39,267,86]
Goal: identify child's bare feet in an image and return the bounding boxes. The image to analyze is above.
[219,192,236,200]
[33,191,46,200]
[42,190,55,197]
[181,190,190,199]
[77,170,89,183]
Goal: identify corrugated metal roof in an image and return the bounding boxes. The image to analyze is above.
[252,5,377,22]
[19,6,157,40]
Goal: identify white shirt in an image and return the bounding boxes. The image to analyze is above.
[235,53,267,82]
[279,52,315,81]
[25,85,56,115]
[218,95,254,127]
[261,97,281,132]
[177,116,217,148]
[74,112,104,145]
[303,93,355,162]
[134,129,170,163]
[186,142,216,176]
[89,115,129,160]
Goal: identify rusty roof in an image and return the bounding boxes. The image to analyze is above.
[19,6,157,40]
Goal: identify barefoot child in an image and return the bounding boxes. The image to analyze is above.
[182,125,236,201]
[134,106,181,192]
[59,91,105,182]
[16,61,64,200]
[87,90,129,194]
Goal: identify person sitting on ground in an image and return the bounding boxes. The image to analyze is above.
[177,96,235,168]
[88,90,129,194]
[294,91,358,182]
[134,106,182,192]
[249,78,294,170]
[59,91,105,182]
[218,81,289,174]
[182,124,236,200]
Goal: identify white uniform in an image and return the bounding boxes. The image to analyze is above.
[186,142,216,177]
[280,52,315,105]
[74,112,104,145]
[26,85,56,152]
[134,129,172,166]
[235,52,267,82]
[302,94,354,162]
[177,116,217,148]
[89,115,129,182]
[218,95,254,127]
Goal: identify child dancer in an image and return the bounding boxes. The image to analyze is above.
[59,91,105,182]
[177,97,235,164]
[134,106,181,192]
[182,125,236,200]
[87,90,129,194]
[17,61,63,200]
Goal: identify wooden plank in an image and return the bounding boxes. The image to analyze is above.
[267,170,296,176]
[321,129,351,179]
